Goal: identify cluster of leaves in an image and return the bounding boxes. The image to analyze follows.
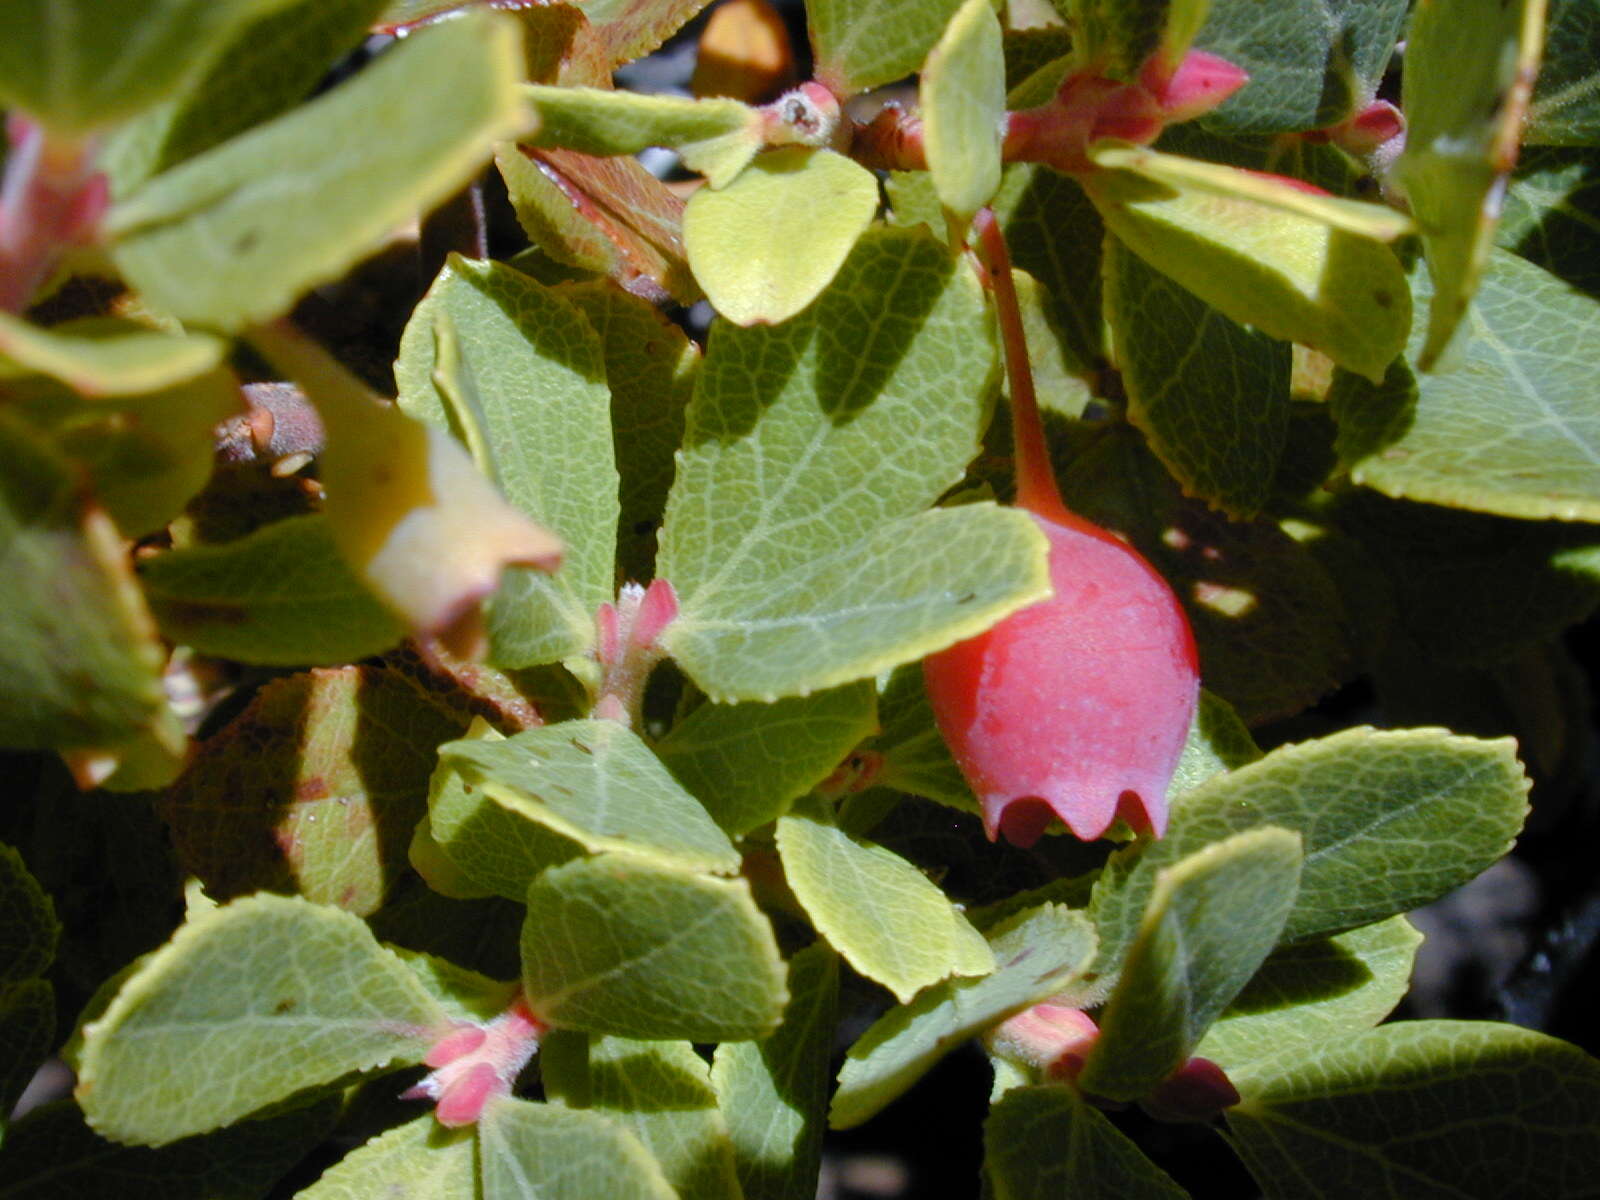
[3,0,1600,1197]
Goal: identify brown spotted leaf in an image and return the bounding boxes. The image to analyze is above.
[160,666,474,915]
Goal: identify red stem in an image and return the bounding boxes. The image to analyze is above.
[971,208,1071,524]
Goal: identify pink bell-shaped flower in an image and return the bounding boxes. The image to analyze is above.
[923,211,1198,847]
[924,502,1197,846]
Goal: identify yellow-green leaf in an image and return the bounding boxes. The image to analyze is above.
[395,256,615,667]
[1082,163,1411,382]
[521,855,787,1042]
[1394,0,1547,368]
[108,13,527,331]
[1077,827,1302,1101]
[76,894,447,1146]
[0,314,224,396]
[522,86,762,187]
[683,147,879,325]
[921,0,1007,225]
[431,719,742,901]
[778,795,993,1003]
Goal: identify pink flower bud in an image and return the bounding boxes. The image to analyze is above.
[1140,1055,1241,1122]
[923,508,1198,846]
[402,997,546,1128]
[987,1004,1101,1082]
[1143,50,1250,125]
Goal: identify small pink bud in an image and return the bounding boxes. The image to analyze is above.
[423,1025,487,1067]
[630,577,679,650]
[402,997,546,1128]
[1141,1055,1241,1123]
[1143,50,1250,125]
[1306,99,1405,158]
[595,601,621,664]
[923,508,1198,846]
[988,1004,1101,1082]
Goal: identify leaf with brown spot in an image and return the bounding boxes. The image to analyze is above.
[160,666,476,915]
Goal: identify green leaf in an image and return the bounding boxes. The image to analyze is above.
[544,1037,743,1200]
[660,225,1051,701]
[557,279,698,583]
[1330,249,1600,521]
[985,1086,1188,1200]
[1082,160,1411,382]
[391,948,517,1025]
[831,904,1096,1129]
[683,147,880,326]
[431,720,741,900]
[1169,688,1261,798]
[295,1114,475,1200]
[711,944,840,1200]
[673,503,1047,702]
[1395,0,1545,367]
[0,843,59,988]
[1104,234,1291,518]
[138,515,407,665]
[395,256,616,668]
[921,0,1006,224]
[1196,916,1421,1075]
[1090,728,1529,982]
[870,663,979,815]
[1226,1022,1600,1198]
[891,164,1108,369]
[497,145,626,280]
[161,665,469,915]
[778,795,994,1003]
[655,683,878,836]
[1330,492,1600,666]
[0,314,224,396]
[250,324,562,646]
[1525,0,1600,145]
[498,146,701,305]
[16,366,241,539]
[1195,0,1409,132]
[522,86,762,188]
[0,1096,339,1200]
[1078,827,1302,1101]
[808,0,965,95]
[76,893,447,1145]
[107,12,527,331]
[578,0,716,67]
[1056,426,1353,725]
[0,411,169,751]
[100,0,386,196]
[1092,144,1415,241]
[1496,146,1600,297]
[478,1098,678,1200]
[0,0,292,134]
[521,854,786,1042]
[1059,0,1212,80]
[0,980,54,1126]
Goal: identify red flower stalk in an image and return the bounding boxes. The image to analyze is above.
[922,211,1198,846]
